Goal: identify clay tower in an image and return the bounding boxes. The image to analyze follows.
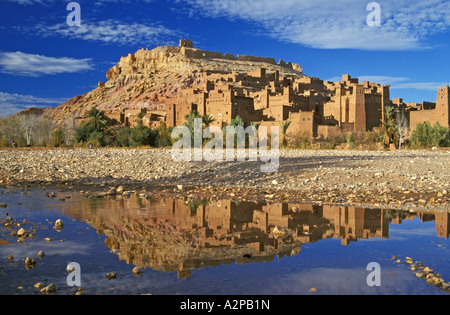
[435,85,450,127]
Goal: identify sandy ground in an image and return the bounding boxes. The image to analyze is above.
[0,148,449,211]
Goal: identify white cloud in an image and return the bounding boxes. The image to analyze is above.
[390,82,449,91]
[355,76,448,91]
[34,20,181,46]
[179,0,450,50]
[0,51,93,76]
[326,75,448,92]
[0,91,67,117]
[4,0,51,4]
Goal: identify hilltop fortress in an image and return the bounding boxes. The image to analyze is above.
[48,40,450,142]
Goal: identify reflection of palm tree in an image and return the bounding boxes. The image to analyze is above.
[187,200,210,214]
[136,195,144,208]
[384,209,397,221]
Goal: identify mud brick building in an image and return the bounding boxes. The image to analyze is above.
[112,40,448,140]
[409,85,450,131]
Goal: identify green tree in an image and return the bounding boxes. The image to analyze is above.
[75,122,95,143]
[202,114,215,127]
[380,106,398,149]
[75,108,110,146]
[410,122,450,148]
[430,122,450,147]
[223,115,244,148]
[87,130,105,146]
[85,107,109,132]
[155,122,172,147]
[250,122,261,130]
[51,129,64,147]
[115,128,132,147]
[280,120,291,148]
[129,113,157,147]
[229,115,244,127]
[183,110,202,146]
[345,132,356,149]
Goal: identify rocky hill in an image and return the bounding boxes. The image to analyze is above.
[44,43,306,123]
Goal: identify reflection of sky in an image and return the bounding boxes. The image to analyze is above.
[270,267,423,295]
[0,240,92,259]
[1,188,449,295]
[389,218,438,239]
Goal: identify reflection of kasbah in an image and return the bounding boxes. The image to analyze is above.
[60,195,450,278]
[58,40,449,141]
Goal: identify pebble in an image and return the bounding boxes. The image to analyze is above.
[0,149,448,210]
[423,267,434,274]
[415,272,425,279]
[40,283,57,294]
[36,250,45,259]
[132,267,144,275]
[106,272,117,280]
[54,219,63,228]
[406,260,450,292]
[34,282,45,289]
[24,257,36,266]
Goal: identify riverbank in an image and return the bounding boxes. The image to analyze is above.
[1,148,449,211]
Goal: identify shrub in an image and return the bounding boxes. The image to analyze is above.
[410,122,450,148]
[130,125,157,147]
[291,130,312,149]
[156,128,172,147]
[85,140,101,148]
[87,130,105,146]
[115,125,157,147]
[50,129,64,147]
[115,128,132,147]
[75,109,111,147]
[0,136,10,148]
[430,123,450,147]
[75,122,95,143]
[345,132,355,149]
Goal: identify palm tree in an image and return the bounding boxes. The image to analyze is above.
[280,120,291,148]
[183,110,202,145]
[202,114,215,127]
[250,122,261,130]
[381,106,397,149]
[229,115,244,127]
[85,107,109,132]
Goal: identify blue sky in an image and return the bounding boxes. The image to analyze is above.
[0,0,449,117]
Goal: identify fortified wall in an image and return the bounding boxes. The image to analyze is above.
[178,39,303,73]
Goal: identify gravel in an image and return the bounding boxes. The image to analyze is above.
[1,148,449,211]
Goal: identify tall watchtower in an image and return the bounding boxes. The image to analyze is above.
[435,85,450,127]
[179,39,193,48]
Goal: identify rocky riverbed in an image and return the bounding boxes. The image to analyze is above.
[0,148,449,211]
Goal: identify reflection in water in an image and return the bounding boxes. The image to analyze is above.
[60,194,450,279]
